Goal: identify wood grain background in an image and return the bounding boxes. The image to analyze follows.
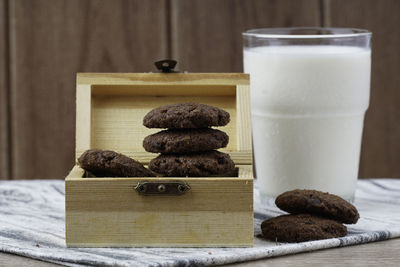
[0,0,399,179]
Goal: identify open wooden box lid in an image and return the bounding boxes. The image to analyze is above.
[75,73,252,166]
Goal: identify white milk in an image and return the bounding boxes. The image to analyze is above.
[244,45,371,200]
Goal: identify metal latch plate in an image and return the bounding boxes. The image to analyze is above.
[134,181,190,195]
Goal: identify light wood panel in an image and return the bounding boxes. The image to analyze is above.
[1,238,400,266]
[66,167,253,212]
[327,0,400,178]
[75,73,251,164]
[66,166,253,247]
[8,0,168,179]
[0,253,60,267]
[228,238,400,266]
[171,0,321,72]
[0,0,9,180]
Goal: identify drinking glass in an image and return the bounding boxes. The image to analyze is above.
[243,27,372,201]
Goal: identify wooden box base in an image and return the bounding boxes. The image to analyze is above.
[65,165,253,247]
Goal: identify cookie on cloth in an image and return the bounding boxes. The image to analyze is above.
[261,214,347,243]
[275,189,359,224]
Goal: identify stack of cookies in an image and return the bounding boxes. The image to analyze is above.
[143,103,236,177]
[261,189,360,243]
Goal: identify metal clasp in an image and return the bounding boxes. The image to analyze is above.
[154,59,182,73]
[134,181,190,195]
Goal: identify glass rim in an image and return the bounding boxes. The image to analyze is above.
[242,27,371,39]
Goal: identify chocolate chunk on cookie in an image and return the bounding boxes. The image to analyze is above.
[143,103,230,129]
[143,128,229,153]
[149,150,235,177]
[78,149,155,177]
[261,214,347,243]
[275,189,359,224]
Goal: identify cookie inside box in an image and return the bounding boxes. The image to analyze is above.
[72,73,253,179]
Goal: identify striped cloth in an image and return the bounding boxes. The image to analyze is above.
[0,179,399,266]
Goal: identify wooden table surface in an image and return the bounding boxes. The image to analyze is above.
[1,238,399,267]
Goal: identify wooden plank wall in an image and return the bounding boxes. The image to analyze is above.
[6,0,168,179]
[171,0,321,72]
[0,0,399,179]
[0,0,9,180]
[326,0,400,178]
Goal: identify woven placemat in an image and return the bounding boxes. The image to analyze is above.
[0,179,399,266]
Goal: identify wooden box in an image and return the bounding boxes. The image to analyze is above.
[65,73,254,247]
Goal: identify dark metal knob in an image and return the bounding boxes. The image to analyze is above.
[154,59,179,73]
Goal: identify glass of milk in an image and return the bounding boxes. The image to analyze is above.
[243,27,371,201]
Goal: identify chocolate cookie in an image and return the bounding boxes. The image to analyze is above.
[78,149,155,177]
[143,103,230,129]
[275,189,359,224]
[143,128,229,153]
[261,214,347,243]
[149,150,235,177]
